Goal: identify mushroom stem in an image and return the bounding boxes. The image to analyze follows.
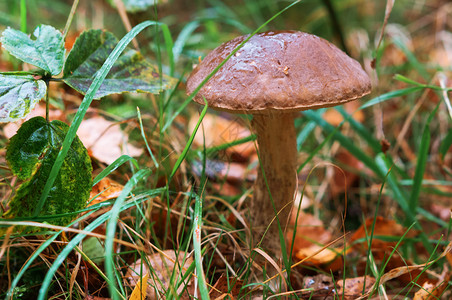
[250,113,297,255]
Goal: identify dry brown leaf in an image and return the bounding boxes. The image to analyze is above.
[447,251,452,269]
[88,177,124,206]
[77,116,143,164]
[287,212,332,250]
[430,203,451,222]
[84,296,111,300]
[335,276,376,300]
[3,103,65,139]
[287,212,343,271]
[126,250,193,300]
[211,182,241,197]
[357,242,452,299]
[430,47,452,69]
[294,244,343,272]
[189,114,255,161]
[414,270,451,300]
[376,253,427,287]
[350,216,417,252]
[209,274,243,299]
[323,101,364,127]
[330,149,364,198]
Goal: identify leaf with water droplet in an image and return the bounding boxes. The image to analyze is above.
[0,74,46,123]
[5,117,92,226]
[1,25,65,75]
[63,29,176,99]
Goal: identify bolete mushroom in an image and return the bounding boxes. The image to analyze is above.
[186,31,371,257]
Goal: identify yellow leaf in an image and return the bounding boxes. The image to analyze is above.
[129,273,149,300]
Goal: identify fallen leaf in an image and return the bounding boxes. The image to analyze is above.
[126,250,193,300]
[414,270,451,300]
[294,244,343,272]
[361,242,452,298]
[3,103,65,139]
[189,114,255,161]
[209,274,243,299]
[330,149,364,198]
[350,217,417,252]
[287,212,332,250]
[323,101,364,127]
[430,46,452,69]
[211,182,242,197]
[129,273,149,300]
[430,203,451,222]
[89,177,124,206]
[335,276,376,300]
[84,296,111,300]
[287,212,342,271]
[77,116,143,164]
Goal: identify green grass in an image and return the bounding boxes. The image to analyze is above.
[1,0,452,299]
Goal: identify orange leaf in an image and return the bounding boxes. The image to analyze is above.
[89,177,124,206]
[128,273,148,300]
[350,217,417,252]
[126,250,194,300]
[189,114,255,161]
[209,274,243,299]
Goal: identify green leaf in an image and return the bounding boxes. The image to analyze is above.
[5,116,92,226]
[1,25,65,75]
[63,29,176,99]
[0,74,46,122]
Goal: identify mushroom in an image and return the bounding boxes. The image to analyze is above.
[186,31,371,257]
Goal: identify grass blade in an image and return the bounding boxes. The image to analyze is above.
[303,110,383,178]
[93,155,138,186]
[359,86,423,111]
[408,104,440,216]
[193,193,210,300]
[34,20,166,217]
[4,211,95,299]
[169,98,208,180]
[105,169,150,299]
[36,188,165,300]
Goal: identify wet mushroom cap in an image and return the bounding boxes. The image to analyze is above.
[186,30,371,113]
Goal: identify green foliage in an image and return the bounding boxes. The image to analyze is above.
[82,237,106,265]
[107,0,158,12]
[4,116,92,226]
[63,29,176,99]
[1,25,65,75]
[0,74,46,122]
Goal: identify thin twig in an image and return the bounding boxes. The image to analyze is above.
[63,0,80,39]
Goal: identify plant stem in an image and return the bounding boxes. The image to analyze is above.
[45,80,50,122]
[63,0,79,39]
[20,0,27,33]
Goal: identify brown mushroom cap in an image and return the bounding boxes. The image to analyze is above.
[186,30,371,113]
